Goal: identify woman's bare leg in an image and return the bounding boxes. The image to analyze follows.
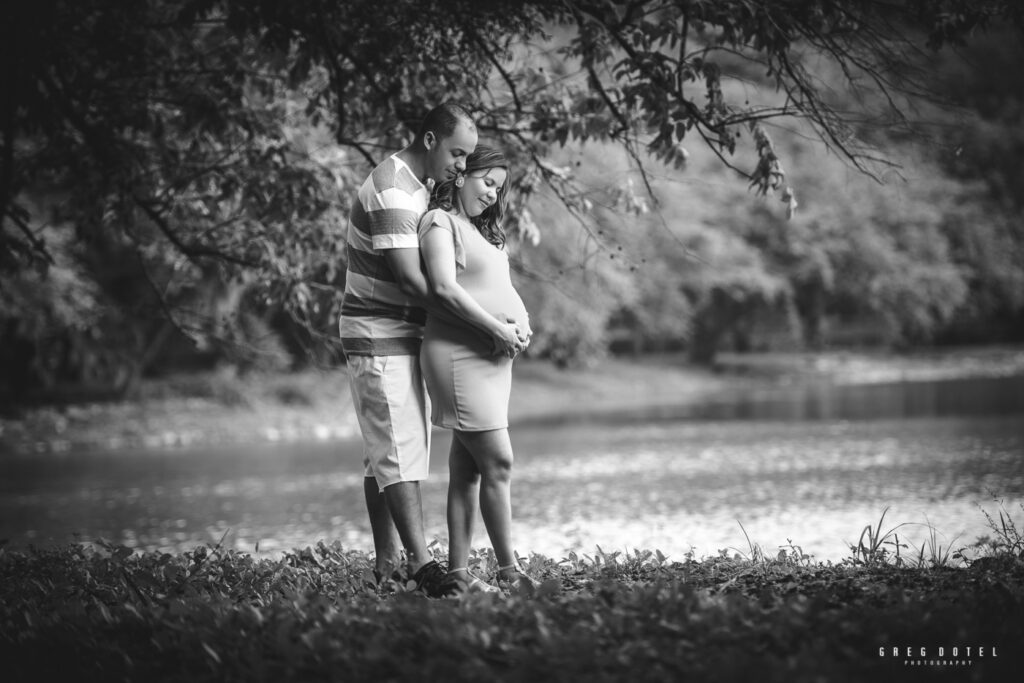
[454,428,516,572]
[446,433,480,574]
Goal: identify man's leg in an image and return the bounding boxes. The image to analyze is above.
[352,354,441,587]
[366,356,434,581]
[364,476,401,576]
[382,480,432,573]
[377,354,435,575]
[348,355,407,577]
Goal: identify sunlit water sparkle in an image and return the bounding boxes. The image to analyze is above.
[2,376,1022,564]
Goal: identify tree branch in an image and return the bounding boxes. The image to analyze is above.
[3,205,55,266]
[584,64,658,204]
[462,21,524,114]
[134,196,258,268]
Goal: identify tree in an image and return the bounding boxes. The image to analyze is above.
[2,1,349,397]
[3,0,1022,396]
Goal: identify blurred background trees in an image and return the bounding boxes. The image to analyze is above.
[2,0,1022,403]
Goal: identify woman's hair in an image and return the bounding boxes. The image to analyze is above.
[429,146,511,248]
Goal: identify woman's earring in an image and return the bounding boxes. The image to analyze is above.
[454,174,465,188]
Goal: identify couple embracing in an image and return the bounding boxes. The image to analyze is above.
[338,103,532,597]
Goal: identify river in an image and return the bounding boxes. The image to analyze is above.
[2,374,1022,564]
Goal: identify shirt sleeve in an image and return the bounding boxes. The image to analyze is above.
[418,209,466,271]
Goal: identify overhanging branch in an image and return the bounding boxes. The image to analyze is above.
[134,195,258,269]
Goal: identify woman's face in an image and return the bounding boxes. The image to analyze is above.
[458,167,508,218]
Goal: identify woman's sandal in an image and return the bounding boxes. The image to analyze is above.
[496,563,535,593]
[447,568,500,595]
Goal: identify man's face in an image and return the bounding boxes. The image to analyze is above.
[424,121,477,183]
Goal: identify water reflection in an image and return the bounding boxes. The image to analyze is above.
[523,374,1024,426]
[507,416,1023,560]
[1,376,1022,562]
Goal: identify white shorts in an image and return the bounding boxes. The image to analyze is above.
[347,354,431,491]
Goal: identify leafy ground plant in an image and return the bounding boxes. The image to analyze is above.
[2,513,1023,683]
[846,507,914,567]
[973,494,1024,559]
[907,517,964,569]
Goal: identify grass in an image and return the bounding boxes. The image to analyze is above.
[2,507,1022,683]
[975,496,1024,558]
[847,507,912,567]
[3,350,1023,679]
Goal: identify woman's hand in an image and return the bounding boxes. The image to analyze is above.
[514,318,532,348]
[501,314,532,350]
[490,320,525,358]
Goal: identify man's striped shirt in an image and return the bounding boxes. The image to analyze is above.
[339,155,429,356]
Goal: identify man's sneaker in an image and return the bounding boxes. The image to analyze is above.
[411,560,455,598]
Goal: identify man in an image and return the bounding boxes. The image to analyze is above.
[340,102,519,596]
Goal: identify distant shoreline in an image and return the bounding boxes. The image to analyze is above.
[509,346,1024,423]
[3,346,1023,455]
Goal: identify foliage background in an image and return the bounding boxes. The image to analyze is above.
[2,0,1022,403]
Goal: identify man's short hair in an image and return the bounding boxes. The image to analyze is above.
[416,102,475,142]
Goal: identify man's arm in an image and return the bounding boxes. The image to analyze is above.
[382,247,431,303]
[382,247,488,331]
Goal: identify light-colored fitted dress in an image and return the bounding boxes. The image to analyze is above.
[418,209,529,431]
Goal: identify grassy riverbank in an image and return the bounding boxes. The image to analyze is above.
[1,527,1021,683]
[3,347,1023,680]
[3,346,1024,454]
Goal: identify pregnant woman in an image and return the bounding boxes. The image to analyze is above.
[418,146,533,594]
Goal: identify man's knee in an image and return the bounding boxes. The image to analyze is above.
[383,480,423,514]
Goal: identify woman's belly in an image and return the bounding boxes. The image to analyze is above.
[466,284,528,326]
[424,284,528,355]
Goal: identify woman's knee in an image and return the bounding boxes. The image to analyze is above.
[457,429,514,479]
[449,455,481,485]
[451,467,481,486]
[481,450,513,481]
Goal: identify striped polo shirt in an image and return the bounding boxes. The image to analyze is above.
[339,155,429,356]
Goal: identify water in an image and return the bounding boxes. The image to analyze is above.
[1,375,1022,563]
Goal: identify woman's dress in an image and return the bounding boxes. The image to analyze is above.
[418,209,529,431]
